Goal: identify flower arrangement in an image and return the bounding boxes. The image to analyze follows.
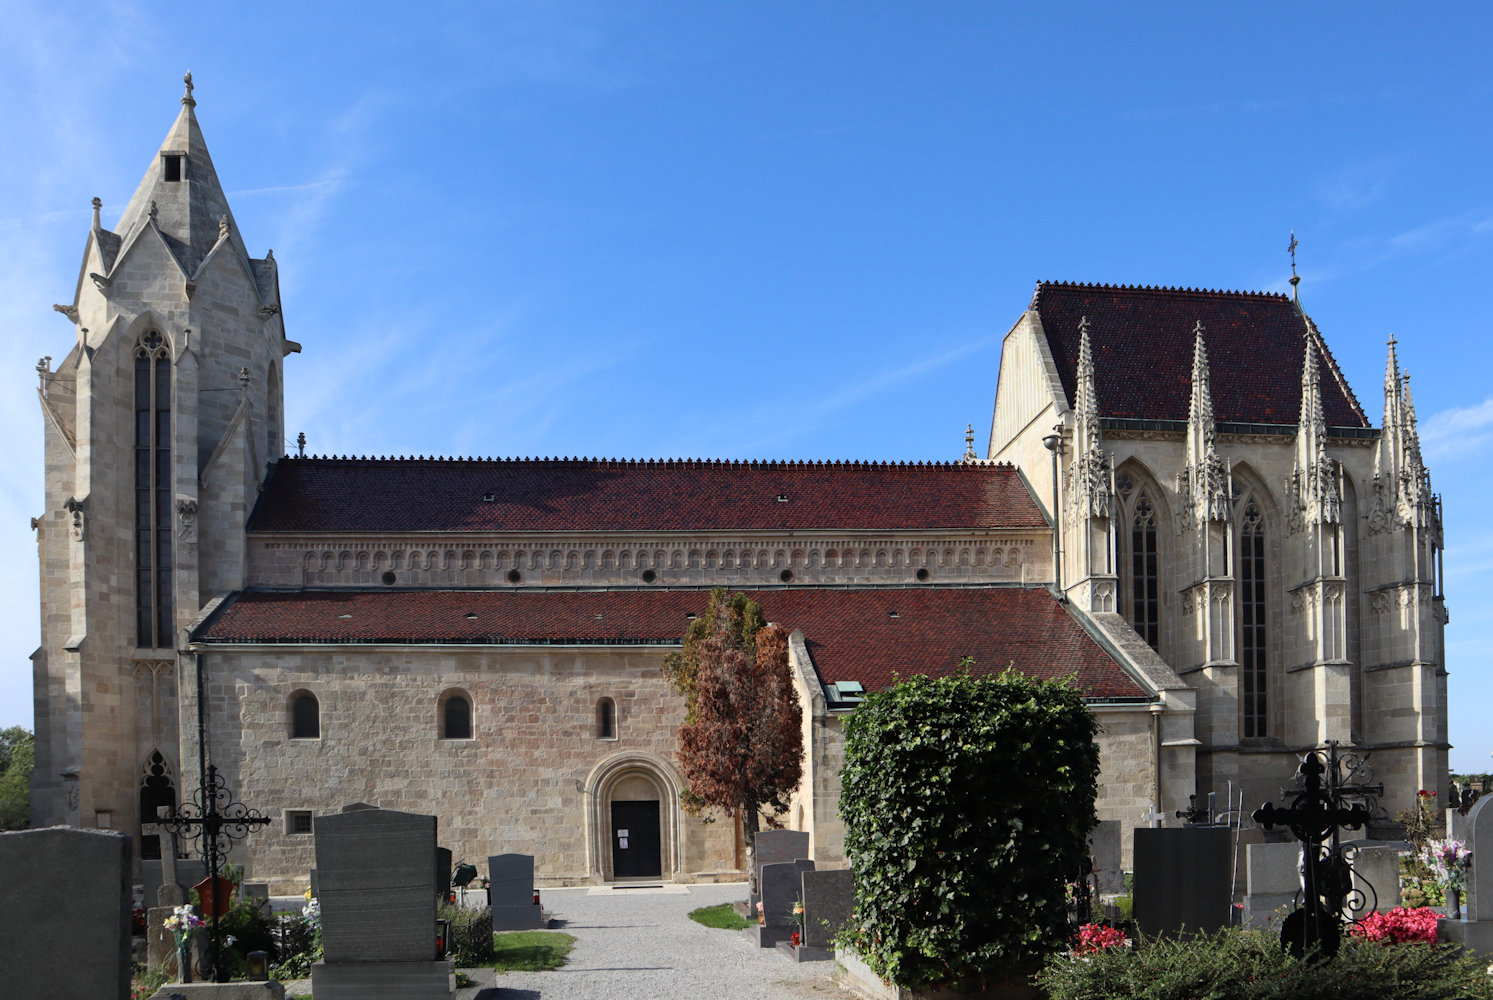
[792,899,805,927]
[1425,839,1473,893]
[302,897,321,931]
[162,904,204,941]
[755,900,764,926]
[1351,906,1439,945]
[1075,922,1129,955]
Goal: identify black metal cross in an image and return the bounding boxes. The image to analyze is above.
[1253,747,1373,959]
[161,764,271,982]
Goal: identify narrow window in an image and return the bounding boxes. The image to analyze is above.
[163,154,183,182]
[442,694,472,740]
[135,333,173,648]
[597,697,617,740]
[1130,494,1160,651]
[291,692,320,739]
[1240,502,1268,738]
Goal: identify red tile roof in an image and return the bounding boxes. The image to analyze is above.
[1031,282,1369,427]
[194,586,1146,699]
[248,458,1048,533]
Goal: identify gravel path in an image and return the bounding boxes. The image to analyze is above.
[456,883,852,1000]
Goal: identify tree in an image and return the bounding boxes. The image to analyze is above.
[839,667,1100,990]
[663,590,803,847]
[0,726,34,830]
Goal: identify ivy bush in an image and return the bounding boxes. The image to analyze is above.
[1038,928,1493,1000]
[839,667,1100,989]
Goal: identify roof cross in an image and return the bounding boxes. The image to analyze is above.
[1288,231,1301,299]
[182,71,196,108]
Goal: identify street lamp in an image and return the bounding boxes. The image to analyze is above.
[1042,429,1063,593]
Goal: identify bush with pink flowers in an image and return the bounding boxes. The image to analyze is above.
[1352,906,1439,945]
[1075,922,1130,955]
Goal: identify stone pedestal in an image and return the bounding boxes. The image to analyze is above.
[311,959,452,999]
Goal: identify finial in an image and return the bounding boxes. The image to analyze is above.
[182,71,196,108]
[963,423,976,461]
[36,356,52,382]
[237,367,250,391]
[1193,318,1205,339]
[218,215,230,241]
[90,197,102,229]
[265,249,275,263]
[148,200,159,223]
[1288,230,1301,299]
[1387,332,1397,348]
[297,432,306,458]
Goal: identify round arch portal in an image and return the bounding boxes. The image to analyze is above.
[584,752,682,882]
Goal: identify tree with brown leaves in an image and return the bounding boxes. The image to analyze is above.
[663,590,804,850]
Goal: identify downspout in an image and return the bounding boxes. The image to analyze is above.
[1150,702,1163,819]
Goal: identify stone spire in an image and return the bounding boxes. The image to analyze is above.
[1397,370,1432,525]
[1288,339,1339,529]
[1067,316,1113,519]
[112,73,250,270]
[1178,320,1230,525]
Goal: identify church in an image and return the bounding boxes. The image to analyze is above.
[29,79,1448,891]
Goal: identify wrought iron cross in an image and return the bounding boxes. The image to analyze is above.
[161,764,271,982]
[1288,230,1299,277]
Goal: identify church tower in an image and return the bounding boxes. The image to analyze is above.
[31,75,297,852]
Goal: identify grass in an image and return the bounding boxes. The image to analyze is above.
[492,930,576,972]
[689,902,752,930]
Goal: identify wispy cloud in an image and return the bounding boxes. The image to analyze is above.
[1316,158,1398,214]
[1422,397,1493,461]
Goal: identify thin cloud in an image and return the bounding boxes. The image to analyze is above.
[1422,398,1493,461]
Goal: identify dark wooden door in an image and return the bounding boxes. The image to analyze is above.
[610,800,662,879]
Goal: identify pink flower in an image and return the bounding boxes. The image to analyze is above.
[1351,907,1439,945]
[1075,922,1129,955]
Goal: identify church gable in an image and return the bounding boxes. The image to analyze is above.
[1032,282,1369,428]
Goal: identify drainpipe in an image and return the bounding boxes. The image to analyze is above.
[1042,427,1064,595]
[1150,702,1164,818]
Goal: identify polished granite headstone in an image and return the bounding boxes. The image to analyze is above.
[487,853,543,930]
[758,859,814,948]
[1133,826,1232,937]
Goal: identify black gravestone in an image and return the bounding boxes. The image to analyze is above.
[800,868,854,955]
[1133,826,1232,937]
[757,859,814,948]
[435,847,452,901]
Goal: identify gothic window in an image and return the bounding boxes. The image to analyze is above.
[138,750,175,860]
[135,332,173,648]
[291,692,320,739]
[597,697,617,740]
[440,691,472,740]
[1130,493,1160,651]
[1240,501,1268,738]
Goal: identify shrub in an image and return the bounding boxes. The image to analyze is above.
[1351,906,1438,945]
[839,667,1100,989]
[1038,927,1493,1000]
[438,902,495,964]
[1076,922,1129,955]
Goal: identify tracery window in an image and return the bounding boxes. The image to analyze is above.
[135,332,173,647]
[1130,494,1160,651]
[1240,501,1268,738]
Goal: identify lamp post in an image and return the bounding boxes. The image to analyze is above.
[1042,428,1064,594]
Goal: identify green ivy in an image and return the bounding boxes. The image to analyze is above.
[838,666,1100,990]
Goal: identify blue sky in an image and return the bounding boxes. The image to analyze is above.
[1,3,1489,772]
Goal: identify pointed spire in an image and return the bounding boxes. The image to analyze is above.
[1297,338,1325,451]
[113,73,251,269]
[1288,339,1338,529]
[1179,320,1230,525]
[1187,320,1216,456]
[1074,316,1099,437]
[1378,334,1405,487]
[1402,370,1424,475]
[1068,316,1113,520]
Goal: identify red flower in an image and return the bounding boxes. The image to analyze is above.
[1075,923,1129,955]
[1351,907,1438,945]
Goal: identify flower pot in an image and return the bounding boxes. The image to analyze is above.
[1445,888,1462,921]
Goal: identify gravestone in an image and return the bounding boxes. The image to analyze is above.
[1133,826,1232,936]
[792,868,853,961]
[1342,843,1400,922]
[1440,794,1493,953]
[758,859,814,947]
[0,826,132,999]
[436,846,452,901]
[751,830,810,904]
[1089,820,1123,894]
[1241,842,1300,930]
[310,808,449,1000]
[1448,806,1469,842]
[243,882,271,915]
[487,853,543,930]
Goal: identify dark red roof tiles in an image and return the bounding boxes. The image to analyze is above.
[194,586,1145,699]
[1031,282,1369,428]
[248,458,1048,533]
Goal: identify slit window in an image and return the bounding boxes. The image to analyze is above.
[135,332,172,648]
[1240,502,1268,738]
[597,697,617,740]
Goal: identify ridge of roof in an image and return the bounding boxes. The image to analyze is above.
[1030,279,1293,309]
[283,454,1018,469]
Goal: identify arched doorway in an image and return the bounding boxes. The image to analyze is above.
[585,753,681,882]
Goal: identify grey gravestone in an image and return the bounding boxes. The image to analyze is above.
[310,808,448,1000]
[757,859,814,948]
[0,826,132,999]
[1242,841,1299,928]
[751,830,810,902]
[1089,820,1123,894]
[1448,806,1468,843]
[798,868,853,959]
[1343,843,1400,921]
[487,853,543,930]
[1133,826,1232,937]
[243,882,271,914]
[1441,795,1493,953]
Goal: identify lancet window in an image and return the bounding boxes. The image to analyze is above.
[135,332,173,648]
[1239,500,1268,737]
[1129,494,1160,651]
